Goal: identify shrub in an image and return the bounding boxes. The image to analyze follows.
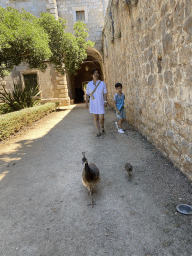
[0,103,12,114]
[0,103,56,140]
[0,83,41,113]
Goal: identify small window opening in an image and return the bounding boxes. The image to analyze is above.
[76,11,85,21]
[23,73,38,90]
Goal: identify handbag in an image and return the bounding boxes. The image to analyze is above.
[90,80,101,100]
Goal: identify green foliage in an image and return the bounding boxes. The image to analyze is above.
[0,7,51,77]
[39,14,94,74]
[0,7,94,77]
[0,83,40,112]
[0,103,12,114]
[55,101,59,107]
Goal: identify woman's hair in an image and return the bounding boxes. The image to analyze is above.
[91,68,99,76]
[115,83,122,88]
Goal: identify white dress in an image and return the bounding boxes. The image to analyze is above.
[86,80,107,114]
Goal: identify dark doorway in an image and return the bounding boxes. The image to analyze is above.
[71,57,103,103]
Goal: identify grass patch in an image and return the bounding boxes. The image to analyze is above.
[0,103,56,141]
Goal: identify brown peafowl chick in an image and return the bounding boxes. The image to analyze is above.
[82,152,101,207]
[125,163,133,176]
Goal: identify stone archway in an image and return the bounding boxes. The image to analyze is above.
[68,47,104,103]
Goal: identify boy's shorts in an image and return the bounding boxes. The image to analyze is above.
[116,107,126,120]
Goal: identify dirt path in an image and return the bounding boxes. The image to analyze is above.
[0,104,192,256]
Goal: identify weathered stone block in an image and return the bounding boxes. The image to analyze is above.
[144,35,150,49]
[174,68,182,83]
[162,56,169,71]
[146,47,153,61]
[150,61,154,73]
[58,80,65,85]
[168,86,176,99]
[50,8,57,14]
[155,23,162,41]
[161,3,168,17]
[174,102,185,121]
[163,34,173,54]
[56,76,64,81]
[59,93,68,98]
[158,74,163,86]
[174,2,185,27]
[185,0,192,17]
[60,89,68,94]
[181,139,190,155]
[164,101,172,116]
[148,14,157,30]
[169,0,176,9]
[57,84,66,89]
[146,63,150,75]
[183,16,192,35]
[165,14,174,30]
[148,75,155,87]
[169,51,178,67]
[179,45,192,65]
[184,66,192,87]
[186,104,192,123]
[164,70,172,85]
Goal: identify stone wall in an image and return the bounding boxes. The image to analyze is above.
[57,0,109,52]
[103,0,192,179]
[1,0,48,17]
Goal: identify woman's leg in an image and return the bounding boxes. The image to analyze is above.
[93,114,100,133]
[99,114,104,131]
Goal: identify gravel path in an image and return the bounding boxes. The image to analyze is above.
[0,104,192,256]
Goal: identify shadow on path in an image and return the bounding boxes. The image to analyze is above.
[0,104,191,256]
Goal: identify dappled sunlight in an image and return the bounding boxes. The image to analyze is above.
[1,157,22,163]
[0,171,9,181]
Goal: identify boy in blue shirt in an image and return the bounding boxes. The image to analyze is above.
[114,83,126,134]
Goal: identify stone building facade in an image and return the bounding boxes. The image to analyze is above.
[0,0,108,105]
[103,0,192,179]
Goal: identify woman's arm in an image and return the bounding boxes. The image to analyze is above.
[104,93,107,102]
[85,94,89,109]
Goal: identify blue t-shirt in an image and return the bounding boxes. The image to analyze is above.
[114,93,125,111]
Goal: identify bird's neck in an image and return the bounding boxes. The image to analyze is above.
[85,162,91,173]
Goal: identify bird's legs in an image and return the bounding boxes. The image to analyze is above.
[87,196,96,208]
[87,187,96,207]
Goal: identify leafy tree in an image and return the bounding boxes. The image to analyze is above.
[0,7,94,77]
[0,7,51,77]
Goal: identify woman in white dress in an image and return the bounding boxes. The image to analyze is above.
[85,69,107,137]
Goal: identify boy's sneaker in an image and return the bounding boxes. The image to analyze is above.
[118,129,124,134]
[115,122,119,129]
